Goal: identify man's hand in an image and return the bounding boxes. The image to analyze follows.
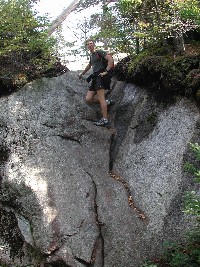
[78,73,83,79]
[99,71,108,77]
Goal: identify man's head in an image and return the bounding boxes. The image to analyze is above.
[86,39,95,52]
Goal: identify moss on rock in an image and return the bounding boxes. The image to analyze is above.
[114,43,200,101]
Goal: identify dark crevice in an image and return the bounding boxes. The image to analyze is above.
[85,171,104,267]
[44,245,61,256]
[41,123,81,143]
[57,134,81,144]
[108,95,140,171]
[41,123,56,129]
[90,236,104,267]
[109,107,133,168]
[65,232,78,237]
[0,145,10,164]
[44,260,71,267]
[62,232,78,240]
[61,220,84,247]
[109,132,116,172]
[74,257,90,266]
[0,204,25,260]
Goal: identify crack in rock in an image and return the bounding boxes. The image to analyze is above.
[74,256,91,266]
[56,134,81,144]
[85,171,104,267]
[109,171,148,222]
[61,220,85,242]
[109,129,148,222]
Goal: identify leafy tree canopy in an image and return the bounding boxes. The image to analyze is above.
[88,0,200,54]
[0,0,67,94]
[0,0,53,55]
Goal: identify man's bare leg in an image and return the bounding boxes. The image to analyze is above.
[96,88,108,119]
[85,90,99,104]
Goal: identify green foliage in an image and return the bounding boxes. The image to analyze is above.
[0,0,53,54]
[189,143,200,161]
[184,190,200,219]
[127,50,149,72]
[142,265,157,267]
[160,231,200,267]
[115,45,200,100]
[91,0,200,54]
[183,143,200,220]
[178,0,200,26]
[118,0,200,37]
[184,143,200,184]
[141,263,157,267]
[0,0,62,89]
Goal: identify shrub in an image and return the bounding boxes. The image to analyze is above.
[0,0,66,94]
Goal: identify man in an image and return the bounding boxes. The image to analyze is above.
[78,40,114,127]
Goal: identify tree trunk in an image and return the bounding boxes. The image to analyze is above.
[48,0,81,35]
[173,31,185,55]
[48,0,118,36]
[135,37,140,54]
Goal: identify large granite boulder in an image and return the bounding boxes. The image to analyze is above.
[0,71,199,266]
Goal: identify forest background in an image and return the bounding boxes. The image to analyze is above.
[0,0,199,94]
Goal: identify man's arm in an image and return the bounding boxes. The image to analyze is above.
[99,54,114,77]
[104,54,114,72]
[78,63,91,79]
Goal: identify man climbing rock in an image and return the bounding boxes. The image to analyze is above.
[78,39,114,127]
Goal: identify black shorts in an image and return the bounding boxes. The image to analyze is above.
[89,74,112,92]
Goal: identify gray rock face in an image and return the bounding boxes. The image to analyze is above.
[0,71,199,267]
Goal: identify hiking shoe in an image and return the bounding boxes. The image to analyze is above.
[106,99,115,106]
[94,118,109,127]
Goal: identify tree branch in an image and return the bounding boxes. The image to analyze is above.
[48,0,81,35]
